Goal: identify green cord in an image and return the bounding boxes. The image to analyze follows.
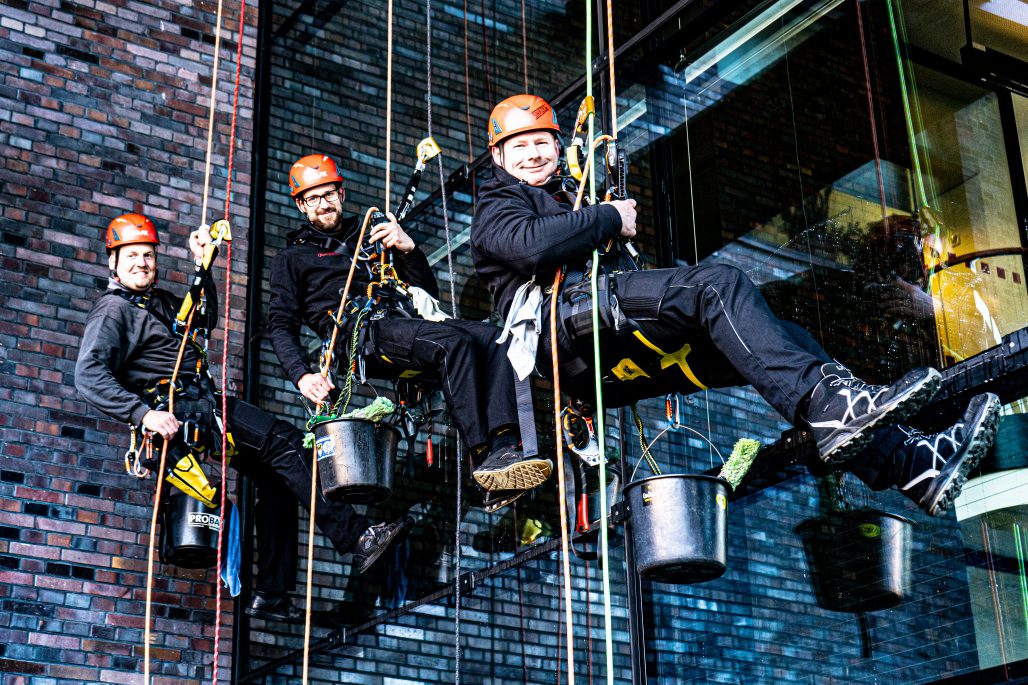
[1015,523,1028,650]
[584,2,615,683]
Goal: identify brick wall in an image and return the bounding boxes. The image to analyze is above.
[0,0,256,680]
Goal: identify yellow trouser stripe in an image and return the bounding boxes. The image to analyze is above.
[631,330,708,390]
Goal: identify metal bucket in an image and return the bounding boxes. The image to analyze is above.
[159,491,220,569]
[624,473,729,584]
[313,418,399,503]
[798,509,914,612]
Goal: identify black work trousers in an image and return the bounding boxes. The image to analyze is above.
[360,316,518,451]
[549,264,827,424]
[226,398,369,593]
[548,263,901,486]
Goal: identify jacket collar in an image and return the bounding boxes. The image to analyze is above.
[286,215,360,246]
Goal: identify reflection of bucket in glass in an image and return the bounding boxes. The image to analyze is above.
[313,418,399,503]
[624,474,729,584]
[798,509,913,612]
[160,491,220,569]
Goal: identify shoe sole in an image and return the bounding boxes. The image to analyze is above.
[819,369,941,465]
[483,489,527,513]
[245,607,304,623]
[473,457,553,492]
[920,394,1000,517]
[356,518,414,575]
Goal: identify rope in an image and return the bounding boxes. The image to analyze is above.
[419,6,464,678]
[549,266,576,685]
[198,0,226,225]
[605,0,617,139]
[462,0,473,163]
[302,209,376,685]
[520,0,529,93]
[384,0,394,211]
[854,0,889,222]
[211,3,246,682]
[454,442,464,685]
[585,2,615,679]
[883,0,926,208]
[143,308,197,683]
[300,420,318,685]
[479,0,493,104]
[425,0,458,315]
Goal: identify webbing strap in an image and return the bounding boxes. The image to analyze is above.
[514,376,538,457]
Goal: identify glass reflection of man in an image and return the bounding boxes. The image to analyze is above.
[470,94,1002,517]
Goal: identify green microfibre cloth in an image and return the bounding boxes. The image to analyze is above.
[341,396,395,422]
[303,397,396,448]
[718,438,761,490]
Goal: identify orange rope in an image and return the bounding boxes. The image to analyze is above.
[550,266,576,684]
[606,0,617,139]
[302,207,377,683]
[143,308,196,683]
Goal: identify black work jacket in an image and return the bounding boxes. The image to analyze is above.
[470,165,622,320]
[75,279,217,425]
[267,218,439,386]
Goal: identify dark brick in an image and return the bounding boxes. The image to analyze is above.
[1,470,25,483]
[24,502,49,516]
[60,426,85,440]
[44,562,71,577]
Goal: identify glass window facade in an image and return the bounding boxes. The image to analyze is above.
[243,0,1028,682]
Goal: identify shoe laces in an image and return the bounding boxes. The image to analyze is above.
[899,425,928,446]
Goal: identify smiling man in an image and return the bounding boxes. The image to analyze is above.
[266,154,553,510]
[469,93,1000,517]
[75,213,413,622]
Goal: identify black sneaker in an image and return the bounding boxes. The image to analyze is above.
[245,592,304,623]
[481,488,527,513]
[891,393,1000,516]
[806,363,941,464]
[472,447,553,492]
[352,516,415,575]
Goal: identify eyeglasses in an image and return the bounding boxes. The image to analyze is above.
[301,190,340,207]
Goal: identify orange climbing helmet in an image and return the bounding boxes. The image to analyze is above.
[289,154,344,198]
[106,213,160,253]
[487,94,561,148]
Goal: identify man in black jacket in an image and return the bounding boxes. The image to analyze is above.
[267,154,551,510]
[75,213,412,622]
[469,94,999,517]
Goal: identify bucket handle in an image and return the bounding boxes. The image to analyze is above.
[630,407,725,482]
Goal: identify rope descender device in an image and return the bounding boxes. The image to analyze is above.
[175,219,233,329]
[566,96,595,182]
